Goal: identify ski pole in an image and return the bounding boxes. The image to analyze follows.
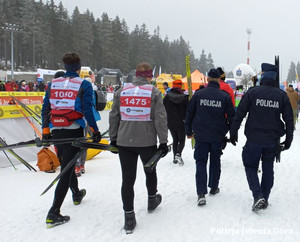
[2,150,17,171]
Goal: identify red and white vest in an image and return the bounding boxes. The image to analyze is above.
[120,83,153,121]
[49,77,83,126]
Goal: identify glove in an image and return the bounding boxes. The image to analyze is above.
[229,133,238,146]
[159,143,169,158]
[110,141,118,154]
[222,136,229,150]
[280,140,291,151]
[92,131,102,143]
[42,133,52,140]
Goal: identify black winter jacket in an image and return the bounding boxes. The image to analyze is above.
[230,78,294,144]
[185,81,235,142]
[163,88,189,129]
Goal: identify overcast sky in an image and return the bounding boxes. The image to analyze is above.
[52,0,300,80]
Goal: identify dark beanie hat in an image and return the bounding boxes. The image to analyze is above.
[217,67,226,79]
[261,63,278,72]
[261,63,278,81]
[163,82,168,86]
[208,68,220,78]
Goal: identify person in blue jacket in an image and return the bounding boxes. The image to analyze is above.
[230,63,294,211]
[42,52,102,227]
[185,68,235,206]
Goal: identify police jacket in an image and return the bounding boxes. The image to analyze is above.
[185,81,235,142]
[230,77,294,144]
[163,88,189,129]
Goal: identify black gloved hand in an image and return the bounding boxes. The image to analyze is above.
[159,143,169,158]
[222,136,229,150]
[42,133,52,140]
[110,141,118,154]
[280,140,291,151]
[229,133,238,146]
[92,131,102,143]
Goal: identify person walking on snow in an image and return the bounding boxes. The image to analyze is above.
[286,84,299,130]
[109,62,168,234]
[185,68,235,206]
[163,79,189,165]
[42,52,101,227]
[230,63,294,212]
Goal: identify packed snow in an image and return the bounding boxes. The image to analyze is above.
[0,110,299,242]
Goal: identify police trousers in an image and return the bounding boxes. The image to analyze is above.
[194,141,222,195]
[242,141,277,201]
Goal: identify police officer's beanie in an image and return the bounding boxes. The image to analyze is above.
[261,63,278,72]
[208,68,220,78]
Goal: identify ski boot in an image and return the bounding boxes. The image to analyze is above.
[124,211,136,234]
[46,208,70,228]
[75,166,81,177]
[73,189,86,205]
[252,197,267,211]
[148,194,162,212]
[80,165,85,174]
[209,187,220,196]
[197,194,206,206]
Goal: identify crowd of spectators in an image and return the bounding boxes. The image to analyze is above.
[0,79,46,92]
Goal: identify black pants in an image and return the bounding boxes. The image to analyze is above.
[51,127,83,210]
[169,127,186,158]
[118,145,158,212]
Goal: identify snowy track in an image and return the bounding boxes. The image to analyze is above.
[0,115,299,242]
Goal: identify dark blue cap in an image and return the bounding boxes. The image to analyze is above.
[261,63,278,72]
[208,68,220,78]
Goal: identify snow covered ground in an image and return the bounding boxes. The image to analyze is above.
[0,111,299,242]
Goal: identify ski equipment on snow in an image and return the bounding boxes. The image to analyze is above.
[0,137,37,171]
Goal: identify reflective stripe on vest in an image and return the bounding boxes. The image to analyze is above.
[120,83,153,121]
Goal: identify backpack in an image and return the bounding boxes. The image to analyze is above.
[94,90,107,111]
[37,148,60,172]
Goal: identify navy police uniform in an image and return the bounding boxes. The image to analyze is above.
[230,63,294,209]
[185,69,235,197]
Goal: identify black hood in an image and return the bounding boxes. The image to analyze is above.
[168,88,188,104]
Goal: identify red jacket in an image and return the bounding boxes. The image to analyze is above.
[5,82,19,91]
[219,81,235,106]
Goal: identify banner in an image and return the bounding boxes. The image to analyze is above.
[0,92,45,119]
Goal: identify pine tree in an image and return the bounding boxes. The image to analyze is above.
[287,61,296,83]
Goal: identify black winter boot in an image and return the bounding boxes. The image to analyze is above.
[148,194,162,212]
[46,208,70,228]
[73,189,86,205]
[124,211,136,234]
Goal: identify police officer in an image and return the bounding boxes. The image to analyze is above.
[185,68,235,206]
[109,62,168,233]
[230,63,294,211]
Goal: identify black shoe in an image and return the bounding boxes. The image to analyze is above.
[197,194,206,206]
[46,209,70,228]
[252,198,267,211]
[124,211,136,234]
[262,201,269,209]
[73,189,86,205]
[209,188,220,196]
[148,194,162,212]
